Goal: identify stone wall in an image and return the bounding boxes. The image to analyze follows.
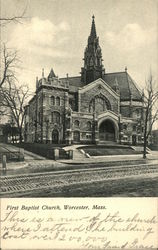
[80,85,119,114]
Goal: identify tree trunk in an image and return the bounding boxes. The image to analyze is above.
[143,136,147,159]
[19,127,23,143]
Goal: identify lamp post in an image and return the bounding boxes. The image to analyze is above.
[45,118,49,144]
[10,118,15,143]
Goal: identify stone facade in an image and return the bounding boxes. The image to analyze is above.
[24,16,146,146]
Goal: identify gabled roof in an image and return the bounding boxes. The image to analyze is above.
[60,72,142,101]
[79,78,119,99]
[103,72,142,101]
[60,76,81,86]
[127,74,142,101]
[60,76,84,92]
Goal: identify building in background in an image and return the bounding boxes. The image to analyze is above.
[24,16,146,145]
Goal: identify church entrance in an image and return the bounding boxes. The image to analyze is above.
[99,120,115,142]
[73,131,80,143]
[52,129,59,144]
[132,135,137,145]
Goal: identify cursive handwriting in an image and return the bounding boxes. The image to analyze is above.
[1,209,157,249]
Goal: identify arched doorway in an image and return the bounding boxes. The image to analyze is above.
[73,131,80,143]
[99,119,115,142]
[132,135,137,145]
[52,129,59,144]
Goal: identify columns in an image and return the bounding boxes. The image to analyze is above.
[78,91,81,112]
[92,112,99,144]
[64,92,69,109]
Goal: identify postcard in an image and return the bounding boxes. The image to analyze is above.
[0,0,158,249]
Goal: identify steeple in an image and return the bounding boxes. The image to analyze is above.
[90,15,97,39]
[48,68,56,80]
[81,16,105,84]
[48,68,57,81]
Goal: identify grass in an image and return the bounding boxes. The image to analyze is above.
[80,145,143,156]
[0,144,24,162]
[12,142,67,159]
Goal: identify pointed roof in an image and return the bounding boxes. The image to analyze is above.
[103,72,142,101]
[90,15,97,38]
[48,68,56,78]
[60,72,143,101]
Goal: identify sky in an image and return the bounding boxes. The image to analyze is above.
[1,0,158,95]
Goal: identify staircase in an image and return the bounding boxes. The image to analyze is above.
[73,149,87,160]
[62,145,88,160]
[131,146,151,152]
[98,141,118,146]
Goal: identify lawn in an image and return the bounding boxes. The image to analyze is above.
[80,145,143,156]
[12,142,67,159]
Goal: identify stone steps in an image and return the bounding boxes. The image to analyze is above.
[98,141,118,145]
[73,149,87,160]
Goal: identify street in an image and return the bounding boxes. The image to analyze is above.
[1,160,158,197]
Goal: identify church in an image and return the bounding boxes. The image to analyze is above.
[24,16,145,145]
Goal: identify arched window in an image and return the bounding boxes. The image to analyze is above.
[74,120,79,127]
[123,124,127,130]
[69,99,75,111]
[51,111,60,123]
[133,109,141,119]
[38,112,41,124]
[97,57,100,66]
[87,121,92,130]
[136,109,141,118]
[89,95,111,114]
[51,96,55,105]
[56,96,60,106]
[90,57,93,66]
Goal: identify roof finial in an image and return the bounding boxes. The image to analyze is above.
[90,14,97,38]
[125,66,127,72]
[48,68,56,79]
[115,77,118,86]
[36,77,38,89]
[42,68,44,78]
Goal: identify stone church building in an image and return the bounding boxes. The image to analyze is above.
[24,16,145,145]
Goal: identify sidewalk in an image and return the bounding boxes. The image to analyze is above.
[58,151,158,164]
[61,144,158,164]
[0,143,158,173]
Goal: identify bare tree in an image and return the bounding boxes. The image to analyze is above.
[143,73,158,158]
[0,80,30,143]
[0,6,27,26]
[0,4,28,87]
[0,44,19,88]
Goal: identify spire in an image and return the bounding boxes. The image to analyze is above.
[42,68,44,78]
[36,76,38,90]
[48,68,56,79]
[81,16,105,84]
[90,15,97,38]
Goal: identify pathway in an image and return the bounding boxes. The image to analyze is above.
[63,144,87,160]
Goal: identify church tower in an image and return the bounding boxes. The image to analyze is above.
[81,15,105,84]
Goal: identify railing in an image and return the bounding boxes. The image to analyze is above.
[0,147,24,162]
